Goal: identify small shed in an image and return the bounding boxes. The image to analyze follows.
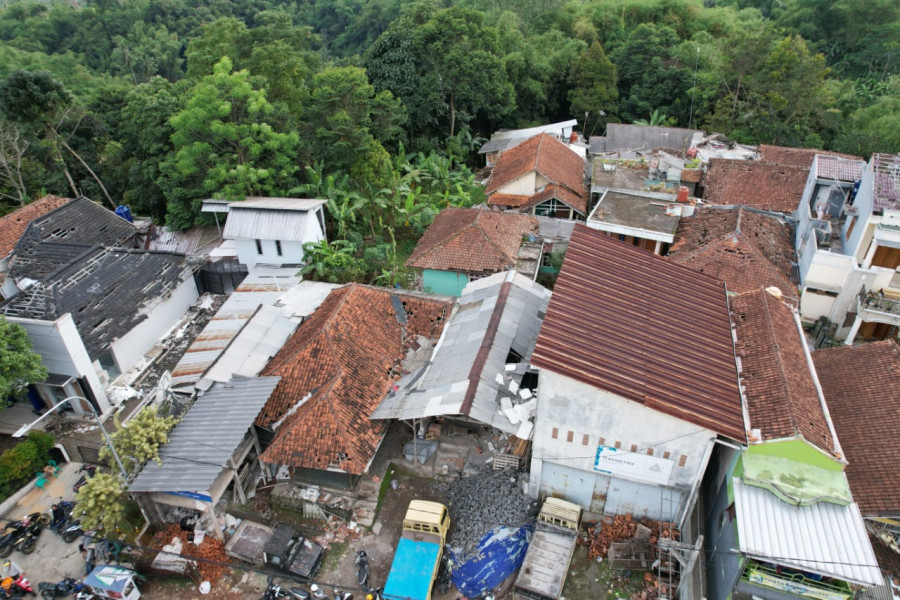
[129,376,281,538]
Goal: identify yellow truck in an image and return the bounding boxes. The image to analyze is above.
[383,500,450,600]
[514,498,583,600]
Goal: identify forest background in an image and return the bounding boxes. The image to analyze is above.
[0,0,897,282]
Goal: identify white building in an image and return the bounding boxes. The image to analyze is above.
[795,153,900,343]
[218,197,327,270]
[529,225,745,524]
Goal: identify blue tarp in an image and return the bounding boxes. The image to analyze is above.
[449,525,533,597]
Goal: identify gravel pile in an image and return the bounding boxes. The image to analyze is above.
[434,466,537,554]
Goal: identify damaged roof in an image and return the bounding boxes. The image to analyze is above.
[0,195,70,258]
[257,284,451,474]
[815,155,865,183]
[758,144,862,168]
[703,159,808,212]
[667,207,797,295]
[532,225,745,441]
[406,207,538,273]
[486,133,586,207]
[813,341,900,516]
[8,197,135,280]
[730,289,837,455]
[1,247,192,360]
[372,271,551,436]
[871,154,900,212]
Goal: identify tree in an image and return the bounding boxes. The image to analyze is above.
[101,406,178,473]
[301,240,368,284]
[569,42,618,137]
[162,57,300,229]
[0,120,29,204]
[0,316,47,402]
[74,472,126,536]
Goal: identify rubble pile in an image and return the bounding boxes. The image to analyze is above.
[313,515,364,550]
[582,514,679,559]
[433,467,535,554]
[152,524,231,581]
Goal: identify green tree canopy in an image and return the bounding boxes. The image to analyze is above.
[0,316,46,401]
[569,42,618,136]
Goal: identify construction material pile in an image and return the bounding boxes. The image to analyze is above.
[313,515,364,549]
[152,524,231,581]
[582,514,679,560]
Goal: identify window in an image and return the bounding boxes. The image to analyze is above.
[678,455,687,467]
[275,240,282,256]
[663,451,671,459]
[551,427,558,439]
[255,239,263,255]
[582,434,589,446]
[566,430,574,443]
[630,444,638,452]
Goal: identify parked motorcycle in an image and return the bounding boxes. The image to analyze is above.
[0,574,35,597]
[354,550,369,589]
[72,464,97,494]
[332,589,352,600]
[0,514,48,558]
[38,576,84,599]
[261,576,287,600]
[309,584,327,600]
[0,522,28,557]
[286,587,310,600]
[59,519,83,545]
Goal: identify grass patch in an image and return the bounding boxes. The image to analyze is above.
[373,463,396,524]
[321,541,348,573]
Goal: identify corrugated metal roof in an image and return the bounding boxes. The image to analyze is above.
[371,271,550,435]
[171,269,307,387]
[734,477,883,586]
[239,197,327,210]
[223,207,314,242]
[479,121,577,154]
[129,376,281,494]
[531,225,745,441]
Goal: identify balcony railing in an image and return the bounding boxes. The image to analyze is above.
[861,292,900,316]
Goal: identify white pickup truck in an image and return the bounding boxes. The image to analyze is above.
[514,498,582,600]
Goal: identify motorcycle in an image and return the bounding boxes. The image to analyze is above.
[286,587,310,600]
[1,514,48,558]
[309,584,327,600]
[59,519,83,544]
[0,574,35,597]
[354,549,369,589]
[0,522,28,557]
[332,590,352,600]
[38,577,84,599]
[72,465,97,494]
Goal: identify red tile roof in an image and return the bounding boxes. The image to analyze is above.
[486,133,586,206]
[815,155,864,182]
[667,208,797,295]
[0,195,70,257]
[758,144,862,168]
[406,207,538,273]
[731,289,836,453]
[257,284,450,474]
[812,341,900,516]
[532,225,745,441]
[703,159,808,212]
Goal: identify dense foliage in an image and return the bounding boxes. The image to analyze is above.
[0,0,897,279]
[0,316,47,399]
[0,431,54,499]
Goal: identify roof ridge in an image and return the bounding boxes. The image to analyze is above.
[474,213,520,263]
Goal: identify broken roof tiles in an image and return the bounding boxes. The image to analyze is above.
[731,289,836,454]
[1,247,191,360]
[871,153,900,212]
[702,159,808,213]
[816,155,865,183]
[0,195,70,258]
[667,207,797,295]
[531,225,745,441]
[758,144,862,168]
[813,340,900,516]
[406,207,538,274]
[486,133,586,214]
[257,284,450,475]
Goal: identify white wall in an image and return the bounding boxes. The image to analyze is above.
[110,276,199,375]
[235,239,306,269]
[847,161,877,259]
[529,370,716,520]
[9,314,110,414]
[497,172,538,196]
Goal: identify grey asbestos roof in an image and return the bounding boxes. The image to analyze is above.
[130,377,281,494]
[371,271,550,436]
[599,124,703,153]
[9,197,136,280]
[479,120,578,155]
[1,248,192,360]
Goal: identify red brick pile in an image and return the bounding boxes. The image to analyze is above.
[152,524,231,581]
[581,514,679,559]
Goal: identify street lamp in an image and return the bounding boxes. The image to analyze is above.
[13,395,128,480]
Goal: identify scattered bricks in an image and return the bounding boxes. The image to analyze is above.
[584,515,679,560]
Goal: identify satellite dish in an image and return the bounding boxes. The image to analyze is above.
[155,370,172,406]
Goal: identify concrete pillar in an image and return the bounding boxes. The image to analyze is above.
[845,314,863,345]
[863,241,878,269]
[654,240,662,255]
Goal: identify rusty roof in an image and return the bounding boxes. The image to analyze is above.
[703,159,808,212]
[486,133,585,200]
[0,195,70,257]
[406,207,538,273]
[815,155,865,182]
[758,144,862,168]
[257,284,450,474]
[531,225,745,441]
[813,341,900,516]
[667,207,797,295]
[731,289,836,453]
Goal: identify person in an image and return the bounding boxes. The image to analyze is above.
[0,560,21,579]
[50,503,66,531]
[80,543,96,576]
